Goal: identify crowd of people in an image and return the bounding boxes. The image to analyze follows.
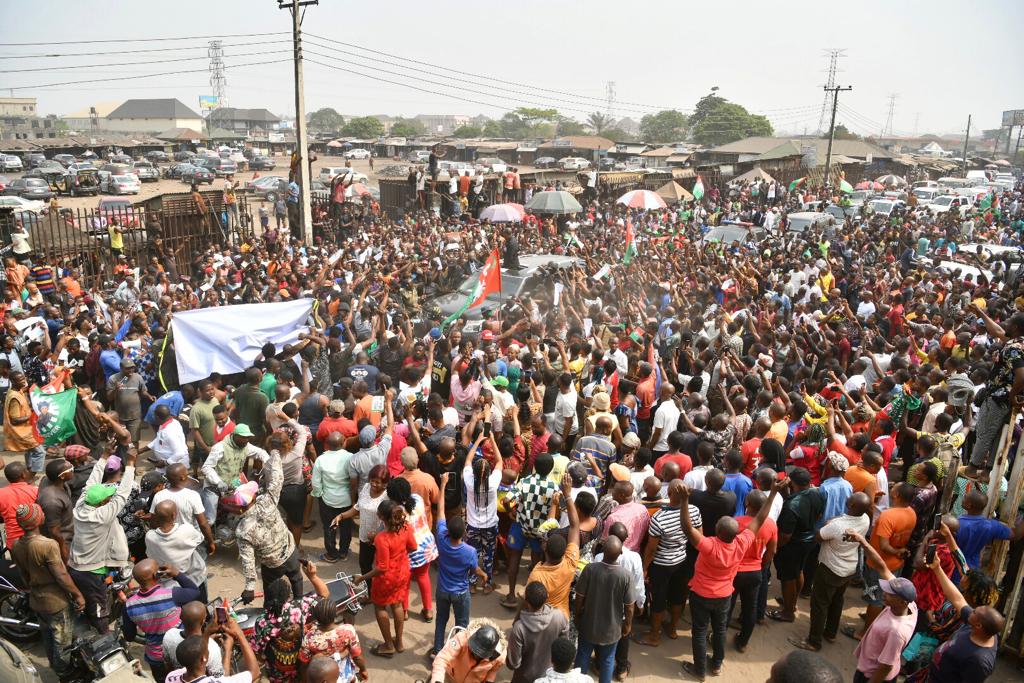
[0,161,1023,683]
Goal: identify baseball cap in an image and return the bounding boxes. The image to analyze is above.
[481,329,495,341]
[233,423,254,438]
[84,483,118,506]
[328,399,345,415]
[358,425,377,447]
[879,576,917,603]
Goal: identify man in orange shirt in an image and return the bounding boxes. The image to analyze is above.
[0,462,39,546]
[766,402,789,444]
[843,450,882,504]
[399,447,440,527]
[853,482,916,639]
[527,475,580,620]
[634,363,657,443]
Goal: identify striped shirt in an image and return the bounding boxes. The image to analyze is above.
[648,504,702,566]
[124,574,199,662]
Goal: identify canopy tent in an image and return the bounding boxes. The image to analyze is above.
[732,166,776,184]
[654,180,694,203]
[525,190,582,214]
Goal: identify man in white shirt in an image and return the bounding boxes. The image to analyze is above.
[145,404,189,470]
[554,373,579,445]
[856,293,877,321]
[603,338,628,376]
[648,384,681,454]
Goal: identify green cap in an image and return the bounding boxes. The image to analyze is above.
[84,483,117,506]
[233,423,254,438]
[491,376,509,388]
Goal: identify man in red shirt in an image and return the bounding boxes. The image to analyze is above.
[634,363,657,442]
[653,432,693,479]
[679,477,780,680]
[740,418,770,476]
[0,462,39,545]
[733,490,778,652]
[316,400,358,446]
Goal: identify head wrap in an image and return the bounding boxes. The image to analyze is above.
[15,503,44,529]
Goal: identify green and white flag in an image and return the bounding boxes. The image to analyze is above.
[838,178,854,194]
[623,221,638,264]
[692,175,705,200]
[30,387,78,446]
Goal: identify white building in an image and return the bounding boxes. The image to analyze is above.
[102,99,202,134]
[62,101,123,131]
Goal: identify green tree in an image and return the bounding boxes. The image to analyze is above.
[496,112,531,138]
[514,107,559,127]
[587,112,612,135]
[689,95,772,145]
[482,119,505,137]
[639,110,688,143]
[556,118,586,136]
[825,123,861,141]
[341,116,384,138]
[389,117,425,138]
[601,126,634,142]
[452,124,483,138]
[307,107,345,132]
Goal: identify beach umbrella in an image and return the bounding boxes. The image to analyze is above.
[616,189,667,210]
[480,203,525,222]
[855,180,883,191]
[875,174,907,188]
[525,190,583,214]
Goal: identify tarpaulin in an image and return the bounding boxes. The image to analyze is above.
[171,299,313,384]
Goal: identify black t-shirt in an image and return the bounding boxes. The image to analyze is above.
[430,356,452,401]
[930,606,997,683]
[777,488,825,544]
[347,364,380,392]
[378,343,404,381]
[689,489,737,539]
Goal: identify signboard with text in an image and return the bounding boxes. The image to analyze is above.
[199,96,220,110]
[1002,109,1024,126]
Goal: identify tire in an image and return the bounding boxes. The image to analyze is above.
[0,592,39,643]
[266,191,277,204]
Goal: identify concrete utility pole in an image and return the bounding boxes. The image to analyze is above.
[961,114,971,176]
[823,84,852,187]
[279,0,317,245]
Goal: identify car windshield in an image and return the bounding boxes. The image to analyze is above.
[24,179,47,186]
[457,272,526,296]
[103,201,131,210]
[934,197,953,207]
[871,200,892,209]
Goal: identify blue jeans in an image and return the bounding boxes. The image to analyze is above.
[690,593,730,677]
[575,636,617,683]
[433,589,471,652]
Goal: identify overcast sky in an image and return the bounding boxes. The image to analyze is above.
[2,0,1022,137]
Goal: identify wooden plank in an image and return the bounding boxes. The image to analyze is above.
[984,416,1015,517]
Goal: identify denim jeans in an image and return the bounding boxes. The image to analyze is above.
[38,606,74,676]
[690,592,730,677]
[730,569,762,647]
[575,636,617,683]
[433,589,471,652]
[756,564,771,620]
[200,486,220,525]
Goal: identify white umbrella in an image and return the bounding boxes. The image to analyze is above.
[479,203,525,222]
[616,189,667,210]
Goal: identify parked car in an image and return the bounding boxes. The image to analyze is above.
[558,157,590,171]
[52,153,77,167]
[0,195,46,214]
[0,175,8,192]
[598,158,626,171]
[247,175,286,201]
[99,163,134,178]
[4,177,55,201]
[145,150,169,163]
[533,156,557,169]
[63,168,101,196]
[132,161,160,182]
[68,161,95,172]
[250,155,276,170]
[110,154,133,164]
[928,194,973,217]
[701,224,766,245]
[868,198,905,217]
[438,161,475,178]
[89,197,143,234]
[173,150,197,162]
[318,166,368,183]
[408,150,431,163]
[25,153,46,168]
[204,157,237,176]
[101,174,141,195]
[428,254,582,321]
[785,211,835,234]
[912,187,942,206]
[824,204,857,220]
[0,155,23,171]
[164,162,194,179]
[344,148,371,160]
[181,165,215,185]
[474,157,507,174]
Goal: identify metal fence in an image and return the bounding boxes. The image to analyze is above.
[4,191,254,289]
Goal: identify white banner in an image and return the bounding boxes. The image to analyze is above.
[172,299,314,383]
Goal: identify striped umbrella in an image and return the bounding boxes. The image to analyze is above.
[855,180,884,191]
[479,203,525,222]
[616,189,667,210]
[875,174,907,188]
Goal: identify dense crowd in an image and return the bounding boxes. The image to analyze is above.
[1,164,1023,683]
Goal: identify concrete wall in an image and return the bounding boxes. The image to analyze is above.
[101,117,203,134]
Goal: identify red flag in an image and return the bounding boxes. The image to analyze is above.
[469,249,502,309]
[252,170,260,180]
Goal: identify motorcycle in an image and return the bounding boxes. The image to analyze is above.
[0,573,39,643]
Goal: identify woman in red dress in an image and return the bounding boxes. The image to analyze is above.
[355,499,415,657]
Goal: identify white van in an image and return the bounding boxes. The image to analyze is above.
[912,187,942,206]
[318,166,368,184]
[938,177,973,190]
[786,211,834,234]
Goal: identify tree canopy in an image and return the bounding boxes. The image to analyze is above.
[639,110,688,143]
[689,94,772,145]
[341,116,384,138]
[307,107,344,132]
[452,124,483,138]
[389,117,425,138]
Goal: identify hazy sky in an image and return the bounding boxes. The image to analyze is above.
[2,0,1022,137]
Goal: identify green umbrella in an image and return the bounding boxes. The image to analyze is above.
[525,190,583,215]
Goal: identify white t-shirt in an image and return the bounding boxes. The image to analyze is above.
[651,401,681,451]
[817,513,871,577]
[856,301,877,320]
[165,670,251,683]
[844,374,867,394]
[151,487,205,530]
[683,465,712,492]
[162,628,224,676]
[463,466,501,528]
[554,389,579,437]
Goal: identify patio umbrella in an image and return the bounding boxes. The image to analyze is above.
[875,174,907,188]
[525,190,582,214]
[616,189,667,210]
[855,180,884,191]
[480,203,525,222]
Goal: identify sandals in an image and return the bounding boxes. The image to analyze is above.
[841,624,863,641]
[500,594,520,609]
[370,644,395,658]
[319,552,340,564]
[787,637,821,652]
[765,609,795,623]
[422,608,434,623]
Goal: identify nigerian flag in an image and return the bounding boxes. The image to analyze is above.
[30,386,78,445]
[839,178,854,193]
[789,177,806,191]
[623,221,637,264]
[978,193,993,211]
[692,175,705,200]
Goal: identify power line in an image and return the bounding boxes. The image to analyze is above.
[0,49,289,74]
[0,41,292,59]
[6,58,291,90]
[0,32,288,47]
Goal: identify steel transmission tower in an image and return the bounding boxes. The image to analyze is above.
[817,49,845,134]
[605,81,616,119]
[883,93,898,137]
[208,40,228,107]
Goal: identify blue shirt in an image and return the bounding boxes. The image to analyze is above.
[435,519,478,594]
[723,472,754,517]
[99,349,122,380]
[819,476,853,528]
[956,515,1011,569]
[144,391,184,425]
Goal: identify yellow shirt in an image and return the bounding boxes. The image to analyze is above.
[108,225,123,250]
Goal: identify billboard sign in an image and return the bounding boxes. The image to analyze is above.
[1002,109,1024,127]
[199,96,220,110]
